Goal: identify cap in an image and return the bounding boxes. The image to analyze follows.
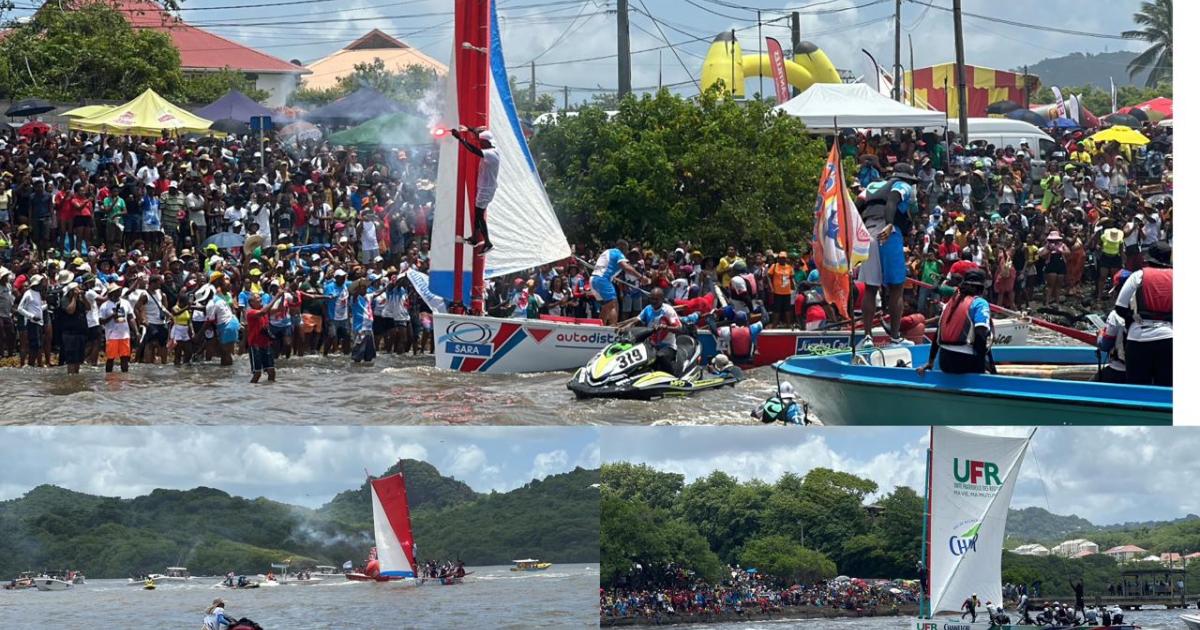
[333,269,348,277]
[478,129,495,142]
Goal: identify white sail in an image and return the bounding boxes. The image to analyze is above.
[370,478,416,578]
[928,427,1031,616]
[430,1,570,299]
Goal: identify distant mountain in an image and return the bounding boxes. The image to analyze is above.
[1021,51,1149,89]
[1006,507,1095,542]
[0,463,598,578]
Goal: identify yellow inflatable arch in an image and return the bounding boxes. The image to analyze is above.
[699,32,841,98]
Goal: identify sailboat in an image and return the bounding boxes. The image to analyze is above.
[917,426,1034,629]
[428,0,622,374]
[345,472,419,585]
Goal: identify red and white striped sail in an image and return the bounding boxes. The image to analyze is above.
[371,473,417,578]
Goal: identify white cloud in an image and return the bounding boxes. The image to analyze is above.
[531,449,570,480]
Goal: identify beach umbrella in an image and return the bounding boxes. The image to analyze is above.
[1125,107,1150,123]
[279,121,322,145]
[17,120,51,137]
[1090,125,1149,146]
[986,99,1020,115]
[5,98,54,117]
[209,118,249,135]
[1048,117,1079,130]
[327,112,430,148]
[1104,113,1141,128]
[202,231,246,250]
[1005,108,1048,127]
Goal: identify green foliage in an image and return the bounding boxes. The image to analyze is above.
[1006,507,1094,542]
[510,79,556,119]
[1121,0,1172,86]
[740,535,837,586]
[0,464,599,578]
[600,462,684,512]
[0,2,184,101]
[291,59,438,107]
[178,68,271,105]
[1031,83,1171,116]
[532,89,826,253]
[599,493,721,586]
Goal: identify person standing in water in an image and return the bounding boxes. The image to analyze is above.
[449,125,499,254]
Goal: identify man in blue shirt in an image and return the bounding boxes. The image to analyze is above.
[858,163,919,348]
[322,269,351,356]
[590,239,647,326]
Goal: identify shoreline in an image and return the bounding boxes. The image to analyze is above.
[601,603,917,627]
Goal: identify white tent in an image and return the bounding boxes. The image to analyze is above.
[774,83,947,132]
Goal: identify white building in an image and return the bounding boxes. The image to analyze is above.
[1012,544,1050,557]
[1051,539,1099,558]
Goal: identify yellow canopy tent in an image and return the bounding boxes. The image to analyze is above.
[69,89,213,136]
[61,104,115,119]
[1090,125,1150,146]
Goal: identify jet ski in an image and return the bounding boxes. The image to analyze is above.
[568,328,742,400]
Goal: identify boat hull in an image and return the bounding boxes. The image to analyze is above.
[33,579,71,592]
[1182,613,1200,630]
[433,313,619,374]
[345,573,419,586]
[777,345,1171,425]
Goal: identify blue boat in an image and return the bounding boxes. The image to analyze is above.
[774,345,1171,425]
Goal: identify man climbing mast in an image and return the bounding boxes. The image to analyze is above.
[450,125,499,255]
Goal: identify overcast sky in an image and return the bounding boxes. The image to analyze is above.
[0,426,599,508]
[601,426,1200,526]
[6,0,1150,103]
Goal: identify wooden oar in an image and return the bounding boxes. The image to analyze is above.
[907,278,1098,346]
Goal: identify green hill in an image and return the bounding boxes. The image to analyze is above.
[1022,51,1148,89]
[0,462,598,578]
[1006,507,1096,541]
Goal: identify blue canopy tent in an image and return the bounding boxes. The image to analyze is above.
[194,90,282,124]
[303,86,406,127]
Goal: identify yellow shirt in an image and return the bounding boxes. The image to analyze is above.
[173,309,191,326]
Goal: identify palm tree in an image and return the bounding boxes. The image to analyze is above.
[1122,0,1172,87]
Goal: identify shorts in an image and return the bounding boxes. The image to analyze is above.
[249,346,275,373]
[105,338,132,359]
[327,318,351,341]
[772,294,791,316]
[170,323,192,342]
[61,332,87,365]
[73,215,92,229]
[590,276,617,303]
[352,331,376,363]
[860,233,907,287]
[301,313,323,335]
[374,316,394,336]
[143,323,168,346]
[291,314,302,329]
[88,325,104,344]
[218,319,240,345]
[26,321,42,352]
[269,322,293,340]
[1098,253,1122,270]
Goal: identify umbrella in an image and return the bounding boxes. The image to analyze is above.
[209,118,249,135]
[1090,125,1149,146]
[17,120,51,137]
[327,112,430,148]
[5,98,54,117]
[279,121,322,145]
[1158,118,1173,128]
[1005,108,1048,127]
[986,99,1020,115]
[1104,113,1141,128]
[202,232,246,250]
[1048,117,1079,130]
[1124,107,1150,123]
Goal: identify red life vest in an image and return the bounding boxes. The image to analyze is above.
[729,325,752,360]
[1135,268,1172,321]
[734,272,757,298]
[937,293,975,346]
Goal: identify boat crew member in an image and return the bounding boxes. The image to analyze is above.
[858,162,919,348]
[1115,241,1171,386]
[592,240,648,327]
[960,593,979,622]
[751,381,804,425]
[449,125,499,254]
[1095,219,1125,300]
[623,287,684,375]
[1096,270,1132,383]
[203,598,234,630]
[917,269,992,376]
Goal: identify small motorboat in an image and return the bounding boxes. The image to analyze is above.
[510,559,552,572]
[4,572,38,590]
[774,345,1171,425]
[33,577,72,591]
[1182,613,1200,630]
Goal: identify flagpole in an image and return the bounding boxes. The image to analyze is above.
[834,116,856,360]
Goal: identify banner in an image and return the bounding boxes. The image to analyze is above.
[928,427,1031,616]
[812,143,871,318]
[407,269,447,314]
[765,37,790,103]
[1110,77,1118,114]
[1068,94,1081,123]
[1050,86,1066,119]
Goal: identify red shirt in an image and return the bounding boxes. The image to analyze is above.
[245,308,270,349]
[937,242,961,263]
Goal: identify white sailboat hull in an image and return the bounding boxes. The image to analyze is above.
[1181,613,1200,630]
[433,313,618,373]
[33,578,71,592]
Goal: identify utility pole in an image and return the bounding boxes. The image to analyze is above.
[617,0,631,98]
[790,11,800,97]
[530,61,537,107]
[757,10,764,100]
[908,33,915,107]
[1022,65,1030,109]
[893,0,902,101]
[952,0,969,143]
[563,85,569,111]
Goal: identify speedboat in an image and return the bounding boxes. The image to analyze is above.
[1182,613,1200,630]
[511,559,552,572]
[568,329,742,400]
[4,572,39,590]
[33,577,71,591]
[313,565,343,578]
[775,345,1171,425]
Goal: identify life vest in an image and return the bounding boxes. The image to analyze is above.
[1134,268,1172,321]
[728,325,754,361]
[937,293,976,346]
[861,178,913,236]
[734,272,757,298]
[1101,228,1123,256]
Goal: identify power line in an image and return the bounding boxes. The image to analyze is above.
[907,0,1128,40]
[637,0,699,90]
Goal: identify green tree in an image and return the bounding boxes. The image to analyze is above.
[0,2,184,101]
[291,59,439,107]
[600,462,684,512]
[740,535,837,585]
[532,88,826,253]
[179,68,271,105]
[510,79,556,120]
[1122,0,1172,87]
[600,494,721,586]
